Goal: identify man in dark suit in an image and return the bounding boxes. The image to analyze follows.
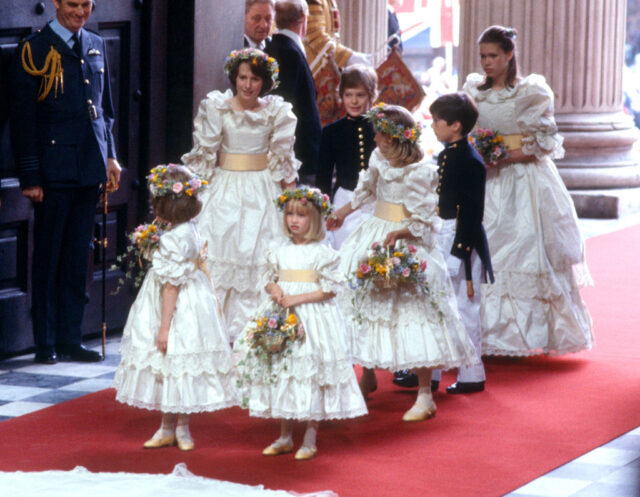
[244,0,274,50]
[265,0,321,184]
[10,0,121,364]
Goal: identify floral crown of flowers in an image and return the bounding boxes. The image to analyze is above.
[223,49,280,90]
[275,186,334,218]
[365,103,422,144]
[147,164,208,199]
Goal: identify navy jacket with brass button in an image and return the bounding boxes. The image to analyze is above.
[437,137,494,283]
[316,115,375,198]
[10,24,116,189]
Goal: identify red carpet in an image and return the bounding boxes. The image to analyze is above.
[1,225,639,497]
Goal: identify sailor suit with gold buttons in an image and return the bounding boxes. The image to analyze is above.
[432,137,493,390]
[316,114,375,248]
[10,19,117,361]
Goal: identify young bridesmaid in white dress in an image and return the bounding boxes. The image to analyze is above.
[464,26,593,356]
[114,165,236,451]
[234,187,367,461]
[329,104,476,422]
[181,49,300,340]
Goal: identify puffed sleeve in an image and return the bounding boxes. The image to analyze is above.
[350,150,380,209]
[267,98,301,184]
[403,163,441,243]
[181,90,226,182]
[151,229,197,286]
[315,245,345,294]
[461,72,485,101]
[515,75,565,160]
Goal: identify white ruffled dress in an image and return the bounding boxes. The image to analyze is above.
[114,221,237,413]
[338,150,476,371]
[234,242,367,421]
[464,73,594,356]
[181,90,300,340]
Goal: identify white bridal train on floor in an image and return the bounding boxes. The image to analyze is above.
[0,464,337,497]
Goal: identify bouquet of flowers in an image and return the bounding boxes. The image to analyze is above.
[247,305,305,354]
[468,128,508,165]
[111,220,170,293]
[353,242,427,290]
[349,242,443,323]
[236,305,305,398]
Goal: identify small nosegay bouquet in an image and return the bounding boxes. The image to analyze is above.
[111,219,171,293]
[468,128,508,165]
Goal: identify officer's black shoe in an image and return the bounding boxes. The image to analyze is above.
[446,381,485,394]
[34,350,58,364]
[56,345,104,362]
[392,370,418,388]
[431,380,440,392]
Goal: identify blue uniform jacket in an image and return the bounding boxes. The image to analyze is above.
[10,24,116,189]
[437,137,494,283]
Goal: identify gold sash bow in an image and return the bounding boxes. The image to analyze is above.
[374,200,410,222]
[191,241,212,282]
[278,269,319,283]
[219,152,268,171]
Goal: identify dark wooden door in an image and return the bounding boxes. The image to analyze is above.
[0,1,146,355]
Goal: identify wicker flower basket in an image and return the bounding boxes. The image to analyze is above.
[257,334,287,353]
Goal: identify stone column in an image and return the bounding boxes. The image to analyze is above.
[193,0,244,110]
[336,0,388,66]
[460,0,640,218]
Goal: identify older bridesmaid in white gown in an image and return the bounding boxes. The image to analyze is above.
[182,49,300,340]
[463,26,593,356]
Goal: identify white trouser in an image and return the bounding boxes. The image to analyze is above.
[432,219,486,383]
[326,187,373,249]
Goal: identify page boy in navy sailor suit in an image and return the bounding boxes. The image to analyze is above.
[10,0,121,364]
[429,92,493,394]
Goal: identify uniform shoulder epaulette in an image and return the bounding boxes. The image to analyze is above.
[22,29,43,43]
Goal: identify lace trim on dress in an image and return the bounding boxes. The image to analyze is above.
[483,266,589,300]
[208,259,268,292]
[268,153,299,184]
[482,342,594,358]
[118,340,234,377]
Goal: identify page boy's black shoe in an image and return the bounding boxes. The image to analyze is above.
[446,381,485,394]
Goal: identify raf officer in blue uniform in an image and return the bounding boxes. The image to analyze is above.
[10,0,121,364]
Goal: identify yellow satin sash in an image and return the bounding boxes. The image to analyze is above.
[374,200,410,222]
[219,152,268,171]
[502,134,524,151]
[278,269,319,282]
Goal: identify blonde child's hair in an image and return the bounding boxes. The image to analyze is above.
[283,199,325,243]
[377,105,424,166]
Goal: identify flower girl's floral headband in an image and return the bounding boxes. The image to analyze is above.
[223,48,280,90]
[148,164,208,198]
[366,103,422,144]
[276,186,334,218]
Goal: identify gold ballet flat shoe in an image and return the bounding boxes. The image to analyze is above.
[177,437,195,451]
[143,434,176,449]
[262,441,293,456]
[294,445,317,461]
[402,402,437,422]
